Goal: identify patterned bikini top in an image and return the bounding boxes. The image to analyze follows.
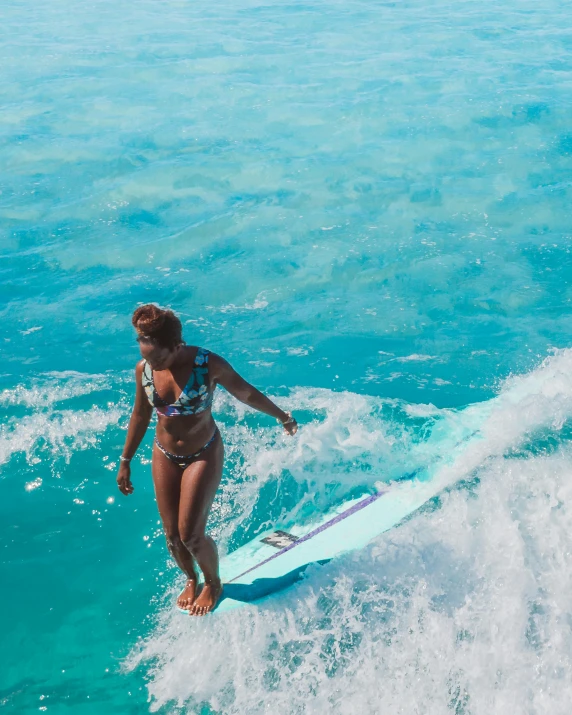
[142,347,214,417]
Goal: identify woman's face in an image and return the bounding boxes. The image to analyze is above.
[138,339,179,371]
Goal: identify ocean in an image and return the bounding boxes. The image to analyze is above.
[2,0,572,712]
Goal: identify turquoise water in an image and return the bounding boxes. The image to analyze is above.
[3,0,572,711]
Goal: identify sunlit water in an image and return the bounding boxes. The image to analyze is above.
[2,0,572,712]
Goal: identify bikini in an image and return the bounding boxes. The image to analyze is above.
[142,347,218,469]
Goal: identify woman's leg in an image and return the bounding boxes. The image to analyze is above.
[152,443,199,609]
[178,430,224,615]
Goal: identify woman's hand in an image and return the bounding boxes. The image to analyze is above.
[117,462,134,495]
[282,412,298,436]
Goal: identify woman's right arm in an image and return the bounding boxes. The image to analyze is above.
[116,361,153,496]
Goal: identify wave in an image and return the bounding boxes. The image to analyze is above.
[0,371,112,409]
[0,406,124,468]
[124,349,572,713]
[0,372,127,470]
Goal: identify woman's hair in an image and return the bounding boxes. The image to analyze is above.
[132,304,183,350]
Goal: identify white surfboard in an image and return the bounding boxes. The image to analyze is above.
[179,406,491,614]
[213,481,439,613]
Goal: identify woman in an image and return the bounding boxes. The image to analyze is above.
[116,304,298,616]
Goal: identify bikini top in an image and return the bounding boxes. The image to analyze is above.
[142,347,214,417]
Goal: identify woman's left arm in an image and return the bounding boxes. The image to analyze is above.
[209,353,298,435]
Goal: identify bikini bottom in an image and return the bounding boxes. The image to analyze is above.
[154,428,218,469]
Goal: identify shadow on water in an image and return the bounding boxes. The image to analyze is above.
[217,559,332,608]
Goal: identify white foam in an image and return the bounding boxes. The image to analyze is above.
[393,353,438,363]
[0,372,111,408]
[127,451,572,712]
[0,406,123,468]
[24,477,42,491]
[209,388,415,541]
[19,326,43,336]
[219,297,269,313]
[0,372,127,470]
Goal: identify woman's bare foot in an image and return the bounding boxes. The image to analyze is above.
[177,578,198,610]
[189,579,222,616]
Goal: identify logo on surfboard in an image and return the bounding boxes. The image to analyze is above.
[261,530,299,549]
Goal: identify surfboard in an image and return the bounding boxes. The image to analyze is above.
[176,357,558,614]
[177,468,458,614]
[178,418,486,613]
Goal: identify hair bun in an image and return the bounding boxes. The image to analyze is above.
[133,304,166,334]
[132,304,183,349]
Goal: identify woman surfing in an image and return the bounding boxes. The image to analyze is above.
[116,304,298,615]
